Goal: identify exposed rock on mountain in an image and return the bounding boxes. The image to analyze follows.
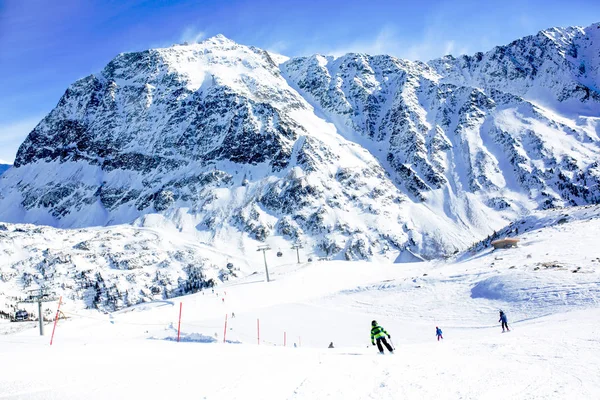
[1,24,599,264]
[429,23,600,116]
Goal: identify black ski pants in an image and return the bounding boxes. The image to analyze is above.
[501,321,509,331]
[376,337,393,353]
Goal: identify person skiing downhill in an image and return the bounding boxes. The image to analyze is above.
[499,310,510,332]
[371,320,394,354]
[436,326,443,341]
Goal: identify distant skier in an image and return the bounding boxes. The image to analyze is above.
[371,320,394,354]
[499,310,510,332]
[328,342,335,348]
[231,312,235,318]
[436,326,443,341]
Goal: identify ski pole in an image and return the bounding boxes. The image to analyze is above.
[389,338,395,350]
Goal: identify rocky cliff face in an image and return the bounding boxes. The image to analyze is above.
[429,24,600,116]
[283,50,600,211]
[1,25,599,263]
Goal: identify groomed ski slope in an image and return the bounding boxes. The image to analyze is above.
[1,208,600,399]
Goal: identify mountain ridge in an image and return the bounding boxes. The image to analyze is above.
[1,22,599,264]
[429,22,600,116]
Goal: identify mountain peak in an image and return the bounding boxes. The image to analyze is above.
[176,34,238,48]
[201,34,238,47]
[4,21,600,266]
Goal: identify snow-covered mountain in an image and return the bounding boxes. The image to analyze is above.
[2,24,599,397]
[429,24,600,116]
[0,164,10,176]
[0,222,243,313]
[1,24,599,264]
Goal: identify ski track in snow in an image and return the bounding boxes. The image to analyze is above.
[1,211,600,399]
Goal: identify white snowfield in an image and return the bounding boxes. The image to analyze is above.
[1,210,599,399]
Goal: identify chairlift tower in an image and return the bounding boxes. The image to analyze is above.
[256,245,271,282]
[291,242,303,264]
[19,288,58,336]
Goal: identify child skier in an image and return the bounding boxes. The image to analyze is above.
[371,320,394,354]
[499,310,510,332]
[436,326,443,341]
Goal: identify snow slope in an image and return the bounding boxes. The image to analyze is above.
[0,164,10,176]
[1,206,599,399]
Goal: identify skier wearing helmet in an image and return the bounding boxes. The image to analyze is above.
[370,320,394,354]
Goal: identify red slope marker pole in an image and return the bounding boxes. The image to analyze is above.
[257,319,260,345]
[49,296,62,346]
[177,302,182,343]
[223,313,228,343]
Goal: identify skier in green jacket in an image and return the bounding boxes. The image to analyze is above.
[371,320,394,354]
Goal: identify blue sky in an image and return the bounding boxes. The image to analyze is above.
[0,0,598,163]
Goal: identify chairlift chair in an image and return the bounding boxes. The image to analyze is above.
[15,310,29,321]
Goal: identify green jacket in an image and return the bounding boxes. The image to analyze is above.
[371,325,389,342]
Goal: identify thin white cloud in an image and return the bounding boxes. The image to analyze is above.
[316,26,401,57]
[305,25,469,62]
[180,26,206,44]
[398,27,470,61]
[265,40,289,55]
[0,115,44,163]
[443,41,456,56]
